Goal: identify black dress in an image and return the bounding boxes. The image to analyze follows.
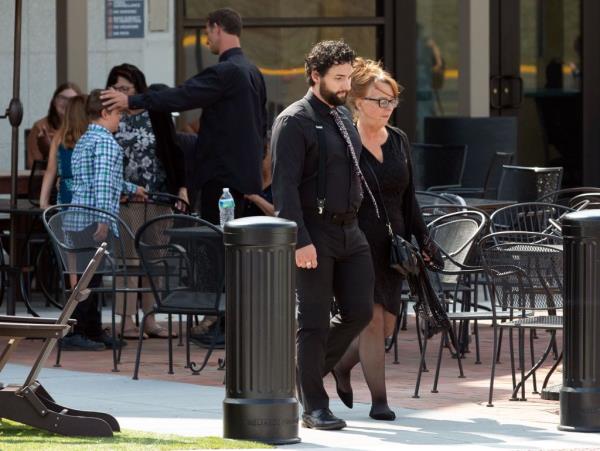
[358,126,428,314]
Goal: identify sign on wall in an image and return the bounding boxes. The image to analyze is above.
[106,0,145,39]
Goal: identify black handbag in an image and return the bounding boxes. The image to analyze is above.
[389,228,420,276]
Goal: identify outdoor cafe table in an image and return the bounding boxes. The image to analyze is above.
[164,225,221,241]
[0,170,33,196]
[0,199,44,316]
[0,198,43,216]
[464,198,517,213]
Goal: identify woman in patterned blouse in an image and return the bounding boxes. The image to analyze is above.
[106,63,188,339]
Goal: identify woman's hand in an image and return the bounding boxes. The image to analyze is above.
[421,236,444,269]
[177,187,189,211]
[244,193,260,203]
[133,186,147,201]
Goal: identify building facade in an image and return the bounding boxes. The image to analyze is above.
[1,0,598,185]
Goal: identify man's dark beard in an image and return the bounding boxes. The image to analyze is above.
[319,80,347,106]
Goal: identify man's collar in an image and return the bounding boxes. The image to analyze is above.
[219,47,243,62]
[305,89,336,117]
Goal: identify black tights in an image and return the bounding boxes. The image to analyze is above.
[333,304,397,417]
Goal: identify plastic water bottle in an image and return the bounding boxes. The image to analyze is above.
[218,188,235,228]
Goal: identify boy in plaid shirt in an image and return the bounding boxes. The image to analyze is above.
[62,89,146,351]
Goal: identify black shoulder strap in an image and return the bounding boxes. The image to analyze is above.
[300,98,327,215]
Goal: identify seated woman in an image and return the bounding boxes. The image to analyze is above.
[40,94,88,209]
[27,82,81,168]
[106,63,188,339]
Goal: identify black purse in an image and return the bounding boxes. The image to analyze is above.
[389,232,420,276]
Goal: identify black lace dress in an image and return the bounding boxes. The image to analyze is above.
[358,126,428,314]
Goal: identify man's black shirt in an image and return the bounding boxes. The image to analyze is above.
[271,90,363,248]
[129,48,267,195]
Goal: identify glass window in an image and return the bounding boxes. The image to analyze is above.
[518,0,581,184]
[183,0,377,19]
[520,0,581,92]
[180,26,377,129]
[416,0,460,141]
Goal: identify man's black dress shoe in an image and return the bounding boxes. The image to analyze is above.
[301,408,346,430]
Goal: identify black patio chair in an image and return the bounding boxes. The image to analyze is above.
[27,159,48,206]
[410,210,503,400]
[411,143,468,191]
[416,191,465,207]
[429,152,514,199]
[479,231,563,405]
[497,165,563,202]
[18,159,55,312]
[536,187,600,206]
[133,214,225,379]
[427,210,490,350]
[567,192,600,210]
[43,204,144,371]
[490,202,575,236]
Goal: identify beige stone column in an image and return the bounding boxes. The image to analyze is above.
[56,0,88,91]
[458,0,490,117]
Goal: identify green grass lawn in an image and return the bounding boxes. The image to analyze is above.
[0,419,272,450]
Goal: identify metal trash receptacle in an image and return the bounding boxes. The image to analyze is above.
[222,216,300,444]
[560,210,600,432]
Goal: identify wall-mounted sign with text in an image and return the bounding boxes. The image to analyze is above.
[106,0,145,39]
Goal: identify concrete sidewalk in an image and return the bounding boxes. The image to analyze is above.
[2,363,600,450]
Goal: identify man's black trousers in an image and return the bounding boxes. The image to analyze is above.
[296,217,374,413]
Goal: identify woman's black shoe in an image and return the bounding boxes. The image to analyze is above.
[331,369,353,409]
[369,405,396,421]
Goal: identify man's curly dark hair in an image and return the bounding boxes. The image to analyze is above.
[304,40,356,86]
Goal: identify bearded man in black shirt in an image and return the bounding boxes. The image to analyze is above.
[271,41,375,430]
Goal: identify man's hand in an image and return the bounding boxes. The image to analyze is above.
[93,223,109,242]
[100,88,129,112]
[295,244,318,269]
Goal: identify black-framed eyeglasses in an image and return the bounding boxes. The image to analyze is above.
[363,97,400,109]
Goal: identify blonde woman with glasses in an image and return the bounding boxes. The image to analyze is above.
[332,58,437,420]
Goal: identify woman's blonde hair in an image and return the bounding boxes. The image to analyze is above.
[348,58,403,117]
[58,95,88,149]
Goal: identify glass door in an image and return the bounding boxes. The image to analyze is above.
[415,0,460,141]
[491,0,582,186]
